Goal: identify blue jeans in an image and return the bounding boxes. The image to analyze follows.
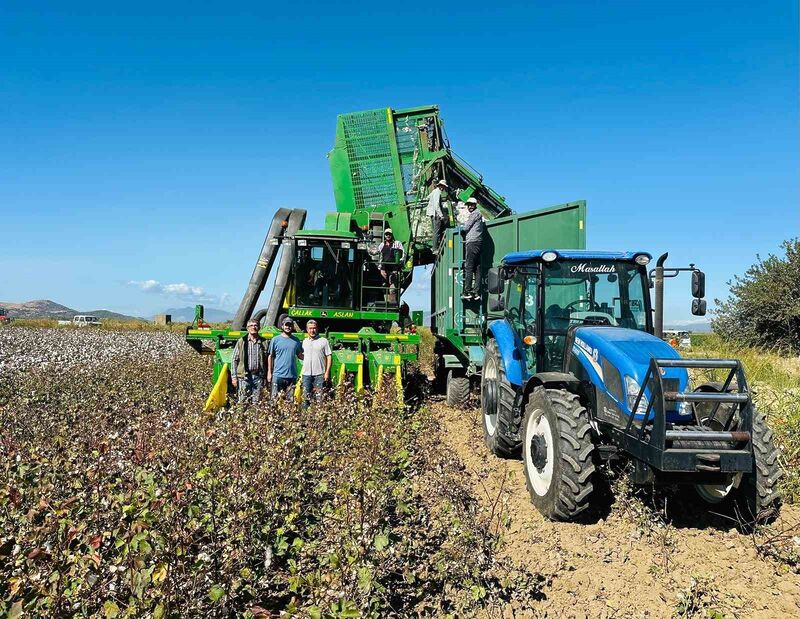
[237,374,265,405]
[302,374,325,407]
[271,376,296,401]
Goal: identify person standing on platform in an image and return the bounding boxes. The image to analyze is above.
[426,179,449,251]
[461,197,486,301]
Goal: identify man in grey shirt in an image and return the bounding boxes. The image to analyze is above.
[461,197,486,301]
[301,319,332,408]
[230,318,269,404]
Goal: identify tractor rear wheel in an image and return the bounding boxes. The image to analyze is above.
[522,387,595,521]
[445,370,470,408]
[481,339,520,458]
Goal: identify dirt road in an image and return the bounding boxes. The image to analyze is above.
[436,402,800,618]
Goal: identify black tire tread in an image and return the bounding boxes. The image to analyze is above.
[481,339,520,458]
[446,373,470,408]
[744,411,782,522]
[524,387,596,521]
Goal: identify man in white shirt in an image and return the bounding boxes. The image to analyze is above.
[426,179,449,251]
[301,319,332,408]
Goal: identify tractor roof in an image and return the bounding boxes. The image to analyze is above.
[502,250,651,265]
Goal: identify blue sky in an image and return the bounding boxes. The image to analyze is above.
[1,1,797,325]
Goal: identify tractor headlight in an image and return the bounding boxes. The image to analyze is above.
[625,375,650,415]
[541,250,558,262]
[679,401,693,416]
[634,254,651,266]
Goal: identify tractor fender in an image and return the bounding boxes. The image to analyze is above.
[487,320,526,386]
[523,372,580,399]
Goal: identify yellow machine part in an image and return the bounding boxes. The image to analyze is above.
[204,365,229,412]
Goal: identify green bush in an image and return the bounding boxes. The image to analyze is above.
[712,238,800,353]
[0,353,538,617]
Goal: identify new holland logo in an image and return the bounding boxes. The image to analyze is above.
[570,263,616,274]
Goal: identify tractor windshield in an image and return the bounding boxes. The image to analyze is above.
[295,240,355,309]
[543,260,649,332]
[540,260,649,370]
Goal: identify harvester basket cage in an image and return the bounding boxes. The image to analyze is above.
[340,110,398,211]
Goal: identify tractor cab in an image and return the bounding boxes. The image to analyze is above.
[488,250,653,375]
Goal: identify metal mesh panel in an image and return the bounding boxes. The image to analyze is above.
[340,110,398,210]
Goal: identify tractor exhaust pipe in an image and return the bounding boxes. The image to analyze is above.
[653,252,668,340]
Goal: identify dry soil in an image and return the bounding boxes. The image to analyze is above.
[435,402,800,619]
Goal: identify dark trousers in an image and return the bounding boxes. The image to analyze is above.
[301,374,326,408]
[463,241,482,295]
[271,376,296,401]
[432,216,447,252]
[237,374,265,405]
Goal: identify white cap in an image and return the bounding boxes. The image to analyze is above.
[384,228,393,235]
[437,179,448,187]
[466,197,478,205]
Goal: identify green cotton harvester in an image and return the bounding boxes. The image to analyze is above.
[187,105,586,409]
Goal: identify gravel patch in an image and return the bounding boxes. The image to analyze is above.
[0,327,187,376]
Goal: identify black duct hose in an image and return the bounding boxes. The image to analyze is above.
[265,209,307,327]
[252,308,268,326]
[232,207,292,330]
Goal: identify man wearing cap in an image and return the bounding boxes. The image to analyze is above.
[426,179,449,250]
[461,197,486,301]
[301,319,332,407]
[230,318,270,404]
[368,228,405,287]
[268,317,304,400]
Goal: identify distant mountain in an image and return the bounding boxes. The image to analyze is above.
[665,320,712,333]
[161,307,234,323]
[0,300,142,321]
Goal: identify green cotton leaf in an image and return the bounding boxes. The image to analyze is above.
[307,606,322,619]
[103,601,121,618]
[373,533,390,551]
[338,600,360,618]
[208,584,225,602]
[8,601,23,619]
[153,604,165,619]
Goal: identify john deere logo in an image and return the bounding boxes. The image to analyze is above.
[321,311,328,317]
[570,263,616,274]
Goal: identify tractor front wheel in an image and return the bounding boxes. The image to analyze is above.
[522,387,595,521]
[693,384,781,524]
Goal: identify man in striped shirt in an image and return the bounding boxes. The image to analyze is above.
[230,318,269,404]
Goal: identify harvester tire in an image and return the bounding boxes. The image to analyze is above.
[481,339,520,458]
[522,387,595,521]
[446,371,470,408]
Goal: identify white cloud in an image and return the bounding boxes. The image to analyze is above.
[126,279,224,305]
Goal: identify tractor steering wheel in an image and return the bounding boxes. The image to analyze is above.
[565,299,601,313]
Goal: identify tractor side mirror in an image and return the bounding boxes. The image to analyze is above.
[487,268,503,295]
[691,298,707,316]
[692,271,706,298]
[489,296,505,312]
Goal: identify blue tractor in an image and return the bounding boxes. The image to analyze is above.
[480,250,781,522]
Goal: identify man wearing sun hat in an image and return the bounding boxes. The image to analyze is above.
[461,197,486,301]
[426,178,449,251]
[268,316,304,401]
